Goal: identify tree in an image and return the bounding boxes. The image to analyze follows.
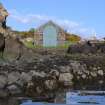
[14,28,35,38]
[29,28,35,33]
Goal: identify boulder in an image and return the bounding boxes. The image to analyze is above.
[20,72,32,83]
[70,61,81,72]
[59,66,70,73]
[29,70,46,78]
[98,70,104,76]
[49,69,60,79]
[36,86,43,94]
[59,73,73,86]
[8,72,20,85]
[0,74,7,89]
[90,72,97,77]
[0,89,9,99]
[82,74,87,79]
[45,79,57,90]
[7,84,22,95]
[59,73,73,81]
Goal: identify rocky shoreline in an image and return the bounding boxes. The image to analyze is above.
[1,28,105,104]
[0,53,105,102]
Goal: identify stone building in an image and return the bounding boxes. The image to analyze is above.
[34,21,66,47]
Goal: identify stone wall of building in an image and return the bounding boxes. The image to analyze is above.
[57,31,66,45]
[34,30,43,46]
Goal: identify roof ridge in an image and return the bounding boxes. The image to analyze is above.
[36,20,65,32]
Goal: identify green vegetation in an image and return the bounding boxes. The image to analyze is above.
[23,41,43,48]
[65,32,81,43]
[23,40,76,49]
[23,41,35,48]
[57,41,76,48]
[14,28,35,38]
[15,28,81,49]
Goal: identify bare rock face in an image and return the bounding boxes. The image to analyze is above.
[7,84,22,95]
[2,30,33,61]
[4,35,23,60]
[0,33,4,47]
[0,3,28,61]
[3,29,35,61]
[67,41,105,54]
[8,72,20,85]
[20,72,32,83]
[0,2,8,28]
[0,74,7,89]
[0,89,9,99]
[0,33,5,56]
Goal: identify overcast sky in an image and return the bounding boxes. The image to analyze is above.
[1,0,105,39]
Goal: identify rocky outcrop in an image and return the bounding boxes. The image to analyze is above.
[0,3,8,28]
[0,2,26,60]
[0,3,33,60]
[67,41,105,54]
[0,54,105,99]
[0,27,35,60]
[0,55,71,99]
[0,33,5,57]
[4,34,24,60]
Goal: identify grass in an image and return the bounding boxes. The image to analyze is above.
[58,41,75,48]
[23,41,76,49]
[23,41,37,48]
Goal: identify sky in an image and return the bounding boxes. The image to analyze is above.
[0,0,105,39]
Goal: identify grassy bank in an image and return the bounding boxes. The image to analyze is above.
[23,41,76,49]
